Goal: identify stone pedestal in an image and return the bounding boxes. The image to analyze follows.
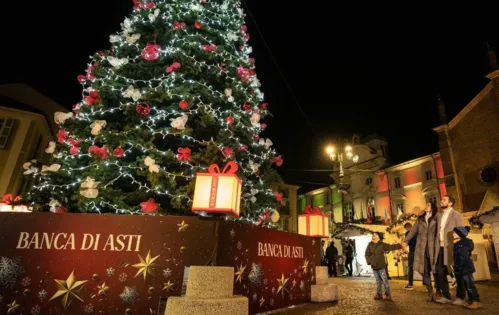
[165,266,248,315]
[311,266,338,302]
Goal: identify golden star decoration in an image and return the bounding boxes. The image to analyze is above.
[177,220,188,232]
[276,273,289,298]
[49,271,88,309]
[259,296,265,307]
[133,250,160,281]
[234,263,246,283]
[292,279,297,288]
[302,259,309,274]
[163,280,174,292]
[7,300,20,314]
[97,282,109,296]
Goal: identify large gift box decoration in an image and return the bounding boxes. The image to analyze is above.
[298,205,330,238]
[192,161,242,217]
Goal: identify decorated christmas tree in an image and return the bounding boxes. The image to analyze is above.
[24,0,283,223]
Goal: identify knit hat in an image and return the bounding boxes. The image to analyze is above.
[454,226,469,238]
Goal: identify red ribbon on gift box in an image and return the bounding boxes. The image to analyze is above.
[206,162,239,208]
[304,205,322,214]
[302,205,326,237]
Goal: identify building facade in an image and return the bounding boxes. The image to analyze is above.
[272,182,300,233]
[0,84,65,196]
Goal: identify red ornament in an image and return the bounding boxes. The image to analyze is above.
[89,91,99,99]
[70,146,80,156]
[87,74,95,81]
[143,1,156,9]
[88,145,109,159]
[166,62,181,73]
[57,129,68,144]
[114,147,124,158]
[67,138,81,147]
[203,44,217,52]
[132,0,141,10]
[253,135,260,141]
[249,69,256,76]
[260,123,267,129]
[140,198,159,213]
[244,34,250,41]
[179,100,189,110]
[271,155,284,167]
[226,116,235,125]
[219,64,228,72]
[98,51,104,56]
[84,96,96,105]
[136,103,152,116]
[241,25,248,32]
[173,21,187,29]
[194,21,202,29]
[274,192,284,202]
[237,66,250,82]
[141,43,161,61]
[2,194,22,205]
[242,102,252,112]
[54,206,68,214]
[249,57,255,63]
[176,147,192,161]
[260,103,268,110]
[77,75,87,83]
[222,147,234,157]
[238,144,248,152]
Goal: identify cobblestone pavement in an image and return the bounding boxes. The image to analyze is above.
[268,277,499,315]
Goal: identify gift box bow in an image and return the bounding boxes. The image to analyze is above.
[208,161,238,174]
[304,205,322,215]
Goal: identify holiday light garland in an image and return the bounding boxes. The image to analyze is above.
[25,0,282,224]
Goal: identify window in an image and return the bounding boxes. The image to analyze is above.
[394,177,401,188]
[479,166,498,184]
[0,118,15,149]
[425,170,433,180]
[365,177,373,185]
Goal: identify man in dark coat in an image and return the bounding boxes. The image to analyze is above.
[325,241,338,277]
[344,241,354,276]
[404,222,417,290]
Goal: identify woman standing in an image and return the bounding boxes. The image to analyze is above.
[404,202,439,301]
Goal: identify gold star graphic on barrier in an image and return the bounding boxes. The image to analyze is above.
[301,259,309,274]
[259,296,265,307]
[177,220,189,232]
[133,250,160,281]
[162,280,174,292]
[234,263,246,283]
[276,273,289,298]
[7,300,20,314]
[292,279,297,288]
[49,271,88,309]
[97,282,109,296]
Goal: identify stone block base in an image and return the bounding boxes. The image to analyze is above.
[315,266,329,285]
[186,266,234,298]
[311,284,338,302]
[166,296,248,315]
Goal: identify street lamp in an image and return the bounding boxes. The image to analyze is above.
[326,143,359,180]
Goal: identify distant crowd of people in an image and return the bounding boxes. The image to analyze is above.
[321,195,481,310]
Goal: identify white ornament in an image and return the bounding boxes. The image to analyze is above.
[248,160,260,173]
[250,77,261,87]
[41,164,61,174]
[23,166,39,175]
[107,56,129,69]
[90,120,107,136]
[126,33,141,44]
[80,177,100,199]
[170,115,188,130]
[23,162,32,170]
[144,156,160,173]
[109,35,121,43]
[259,138,273,148]
[49,199,61,213]
[237,8,244,16]
[243,188,258,203]
[227,32,238,42]
[121,18,133,35]
[250,113,261,127]
[54,112,73,125]
[224,88,232,97]
[221,2,228,10]
[122,86,142,101]
[190,3,203,11]
[45,141,56,154]
[271,210,280,223]
[149,9,160,21]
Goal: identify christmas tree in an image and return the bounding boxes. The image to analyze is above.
[24,0,283,223]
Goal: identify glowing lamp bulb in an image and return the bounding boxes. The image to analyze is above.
[326,146,335,154]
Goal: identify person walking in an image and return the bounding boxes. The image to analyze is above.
[325,241,338,277]
[404,202,439,301]
[404,222,417,290]
[434,195,465,304]
[344,240,354,276]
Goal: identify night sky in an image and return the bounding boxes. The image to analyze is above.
[1,1,497,192]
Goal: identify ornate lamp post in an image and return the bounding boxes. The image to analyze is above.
[325,143,359,182]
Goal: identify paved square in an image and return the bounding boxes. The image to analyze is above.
[271,277,499,315]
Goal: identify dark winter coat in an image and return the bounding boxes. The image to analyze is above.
[405,213,438,274]
[325,245,338,261]
[365,242,401,270]
[453,238,475,275]
[344,244,354,259]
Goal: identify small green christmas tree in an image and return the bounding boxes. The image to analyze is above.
[25,0,283,224]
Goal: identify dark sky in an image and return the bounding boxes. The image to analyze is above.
[1,1,497,192]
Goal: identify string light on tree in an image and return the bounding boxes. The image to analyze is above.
[24,0,282,224]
